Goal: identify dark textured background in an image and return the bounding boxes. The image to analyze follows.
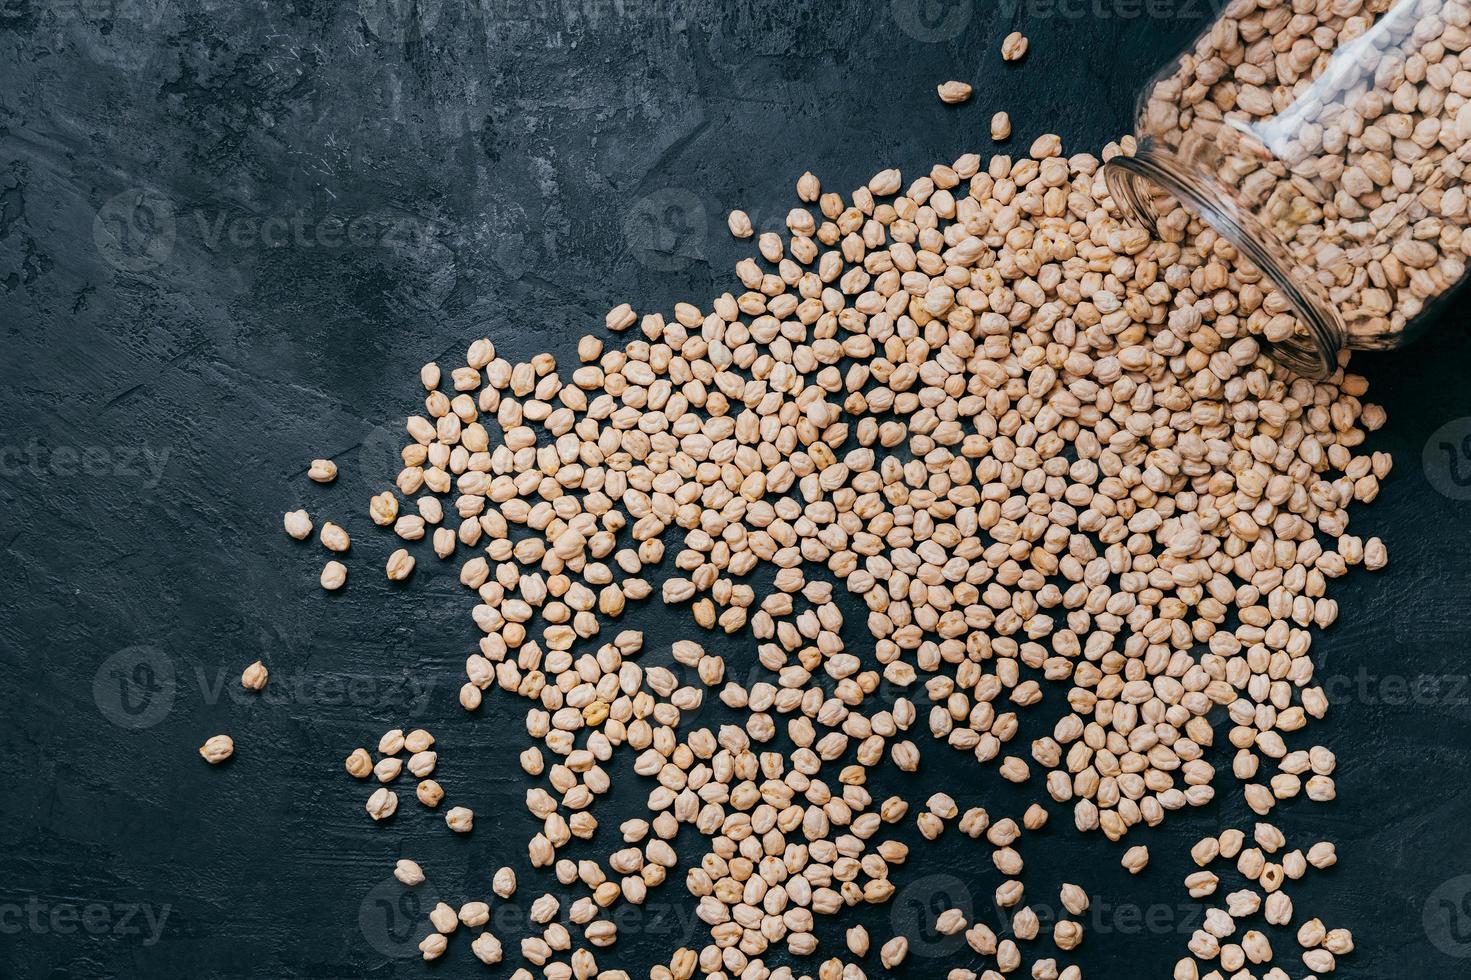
[3,0,1471,977]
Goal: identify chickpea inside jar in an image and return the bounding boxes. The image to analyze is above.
[1105,0,1471,378]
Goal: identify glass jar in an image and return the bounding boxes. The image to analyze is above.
[1104,0,1471,378]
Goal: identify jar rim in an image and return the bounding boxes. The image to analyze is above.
[1103,142,1345,381]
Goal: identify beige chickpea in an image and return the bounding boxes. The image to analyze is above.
[429,901,458,934]
[373,757,402,783]
[386,549,415,581]
[344,748,372,778]
[937,80,972,104]
[283,509,312,540]
[726,210,753,239]
[394,859,424,886]
[459,901,490,928]
[365,787,397,821]
[369,492,398,526]
[1122,845,1150,874]
[530,894,560,924]
[1303,948,1337,973]
[935,908,967,935]
[199,734,234,764]
[319,521,350,553]
[320,560,347,590]
[417,933,446,960]
[417,780,444,808]
[471,932,503,964]
[240,660,268,691]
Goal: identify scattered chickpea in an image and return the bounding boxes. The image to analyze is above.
[320,560,347,591]
[240,661,268,691]
[394,859,424,886]
[471,932,503,965]
[369,492,398,526]
[726,210,753,239]
[386,549,415,581]
[937,80,972,104]
[416,779,444,808]
[365,787,397,821]
[283,509,312,540]
[936,908,967,935]
[459,901,490,928]
[417,933,446,961]
[429,901,458,934]
[990,111,1011,141]
[880,936,908,969]
[319,522,350,553]
[199,735,234,764]
[286,106,1393,975]
[345,749,372,778]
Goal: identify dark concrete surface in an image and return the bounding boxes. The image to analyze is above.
[2,0,1470,977]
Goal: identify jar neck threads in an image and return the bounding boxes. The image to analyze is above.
[1104,141,1346,380]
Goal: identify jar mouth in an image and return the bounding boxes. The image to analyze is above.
[1103,143,1344,381]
